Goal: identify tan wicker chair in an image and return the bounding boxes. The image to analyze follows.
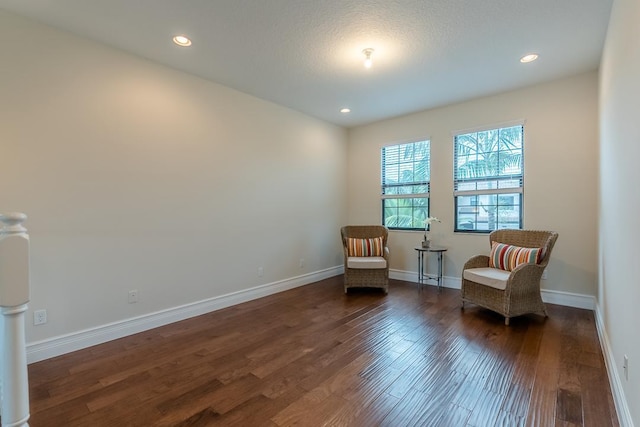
[461,229,558,325]
[340,225,389,294]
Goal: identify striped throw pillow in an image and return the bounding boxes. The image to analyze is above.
[489,242,542,271]
[347,237,384,257]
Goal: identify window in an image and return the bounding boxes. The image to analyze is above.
[381,140,430,230]
[454,124,523,232]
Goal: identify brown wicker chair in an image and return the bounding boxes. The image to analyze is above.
[461,229,558,325]
[340,225,389,294]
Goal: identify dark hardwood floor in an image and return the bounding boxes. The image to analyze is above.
[27,276,619,426]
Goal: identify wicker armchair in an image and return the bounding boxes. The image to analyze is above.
[340,225,389,294]
[461,229,558,325]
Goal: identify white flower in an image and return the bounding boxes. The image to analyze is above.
[423,217,441,228]
[423,217,440,239]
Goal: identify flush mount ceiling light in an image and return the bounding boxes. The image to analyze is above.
[362,48,374,69]
[173,35,192,47]
[340,108,351,113]
[520,53,538,63]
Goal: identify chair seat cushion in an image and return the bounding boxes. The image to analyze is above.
[347,256,387,269]
[463,267,511,290]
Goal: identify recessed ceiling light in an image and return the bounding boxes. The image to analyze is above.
[340,108,351,113]
[173,35,192,47]
[520,53,538,63]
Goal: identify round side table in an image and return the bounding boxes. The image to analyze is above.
[414,246,448,291]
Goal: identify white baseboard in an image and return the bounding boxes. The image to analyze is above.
[539,288,595,310]
[594,304,634,427]
[390,269,595,310]
[26,266,344,364]
[25,267,600,364]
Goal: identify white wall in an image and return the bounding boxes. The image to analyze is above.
[348,72,599,297]
[0,11,347,343]
[599,0,640,424]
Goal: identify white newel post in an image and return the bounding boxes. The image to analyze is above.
[0,213,31,427]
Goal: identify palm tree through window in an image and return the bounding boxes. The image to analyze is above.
[454,125,524,232]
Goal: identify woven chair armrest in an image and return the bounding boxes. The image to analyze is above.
[463,255,489,270]
[506,263,544,290]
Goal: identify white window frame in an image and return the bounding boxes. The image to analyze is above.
[381,139,431,230]
[453,122,524,232]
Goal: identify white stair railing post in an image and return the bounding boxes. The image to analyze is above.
[0,213,31,427]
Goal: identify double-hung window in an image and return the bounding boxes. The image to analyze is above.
[381,140,431,230]
[453,124,524,232]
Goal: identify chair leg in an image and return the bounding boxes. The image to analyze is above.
[505,317,510,326]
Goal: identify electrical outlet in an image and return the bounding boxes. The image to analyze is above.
[623,355,629,381]
[542,269,548,280]
[128,289,139,304]
[34,309,47,325]
[299,258,305,269]
[258,266,263,277]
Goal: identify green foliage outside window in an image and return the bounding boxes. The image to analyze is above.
[381,141,430,230]
[454,125,524,232]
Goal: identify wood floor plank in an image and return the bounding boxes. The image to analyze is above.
[26,277,619,427]
[465,388,504,427]
[379,387,431,426]
[579,364,619,427]
[524,312,564,427]
[273,352,378,425]
[557,388,583,425]
[270,386,348,426]
[452,379,485,411]
[494,410,525,427]
[411,371,467,425]
[435,403,472,427]
[171,407,223,427]
[501,383,532,419]
[323,366,403,426]
[349,391,400,426]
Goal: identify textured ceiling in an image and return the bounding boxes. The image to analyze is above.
[0,0,613,127]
